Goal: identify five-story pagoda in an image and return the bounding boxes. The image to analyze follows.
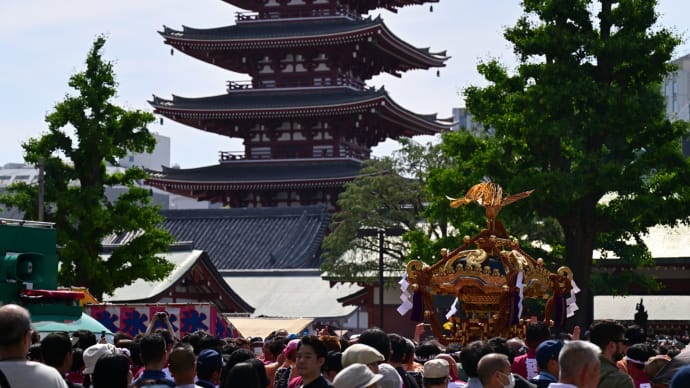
[147,0,451,210]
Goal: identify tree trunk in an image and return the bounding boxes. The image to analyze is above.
[561,202,598,331]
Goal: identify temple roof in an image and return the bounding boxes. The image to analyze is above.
[102,247,254,313]
[150,87,452,137]
[222,0,440,14]
[158,206,330,271]
[146,158,362,190]
[160,16,448,73]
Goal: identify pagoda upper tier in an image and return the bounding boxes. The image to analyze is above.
[160,16,447,85]
[150,87,451,161]
[221,0,440,15]
[145,158,362,209]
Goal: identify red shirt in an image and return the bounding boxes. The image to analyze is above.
[512,348,538,379]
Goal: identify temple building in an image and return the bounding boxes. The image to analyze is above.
[146,0,451,210]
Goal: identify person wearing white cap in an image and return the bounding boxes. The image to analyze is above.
[333,364,383,388]
[342,344,385,374]
[423,359,450,388]
[83,343,122,375]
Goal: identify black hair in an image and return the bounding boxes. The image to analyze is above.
[625,325,646,346]
[28,343,43,361]
[220,348,255,384]
[323,351,343,374]
[525,322,551,349]
[269,336,287,358]
[222,362,261,388]
[113,332,133,344]
[488,336,512,363]
[93,353,131,388]
[589,320,626,350]
[389,333,414,363]
[71,348,85,372]
[246,358,270,388]
[626,343,657,369]
[41,332,73,367]
[358,328,391,361]
[73,329,98,350]
[154,329,175,349]
[139,333,166,365]
[298,335,328,359]
[459,340,493,378]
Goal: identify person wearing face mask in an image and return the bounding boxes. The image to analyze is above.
[477,353,517,388]
[588,320,634,388]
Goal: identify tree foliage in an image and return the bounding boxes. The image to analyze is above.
[321,139,451,279]
[0,36,174,299]
[431,0,690,327]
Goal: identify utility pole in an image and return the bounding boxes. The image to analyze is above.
[37,157,45,221]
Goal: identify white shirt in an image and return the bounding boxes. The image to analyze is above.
[0,360,68,388]
[547,383,578,388]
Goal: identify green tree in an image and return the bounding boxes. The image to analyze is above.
[432,0,690,328]
[0,36,174,299]
[321,139,450,279]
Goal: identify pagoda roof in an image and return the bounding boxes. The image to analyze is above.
[159,206,330,271]
[222,0,440,14]
[146,158,362,191]
[160,16,448,72]
[150,87,452,136]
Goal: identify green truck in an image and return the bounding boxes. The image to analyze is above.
[0,219,111,336]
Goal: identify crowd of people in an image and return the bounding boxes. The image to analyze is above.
[1,303,690,388]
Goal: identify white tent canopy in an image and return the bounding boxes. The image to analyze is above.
[593,295,690,321]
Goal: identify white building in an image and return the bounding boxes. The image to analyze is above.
[451,107,482,134]
[663,53,690,122]
[0,133,215,213]
[663,53,690,156]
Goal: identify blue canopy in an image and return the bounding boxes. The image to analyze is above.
[32,312,113,336]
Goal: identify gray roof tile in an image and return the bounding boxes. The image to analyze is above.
[151,159,361,183]
[160,206,330,271]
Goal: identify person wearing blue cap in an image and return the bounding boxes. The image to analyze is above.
[670,365,690,388]
[196,349,224,388]
[529,340,562,388]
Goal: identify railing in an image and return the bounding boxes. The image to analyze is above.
[226,80,253,92]
[219,151,246,162]
[235,6,360,22]
[235,12,259,22]
[335,75,365,90]
[226,75,365,92]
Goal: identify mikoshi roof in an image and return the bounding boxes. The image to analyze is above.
[150,87,452,136]
[223,269,363,319]
[160,16,448,72]
[158,206,331,271]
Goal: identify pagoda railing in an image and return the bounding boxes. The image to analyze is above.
[235,12,259,22]
[219,151,246,162]
[226,80,253,91]
[235,6,360,23]
[227,75,365,92]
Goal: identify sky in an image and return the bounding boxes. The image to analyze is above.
[1,1,689,169]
